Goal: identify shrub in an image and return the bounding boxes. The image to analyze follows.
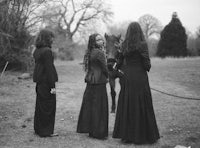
[157,12,188,57]
[0,1,34,71]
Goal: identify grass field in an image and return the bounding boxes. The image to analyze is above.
[0,57,200,148]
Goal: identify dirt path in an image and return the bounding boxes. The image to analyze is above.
[0,58,200,148]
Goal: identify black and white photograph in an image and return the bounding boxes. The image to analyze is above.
[0,0,200,147]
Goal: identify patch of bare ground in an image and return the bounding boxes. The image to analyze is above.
[0,58,200,148]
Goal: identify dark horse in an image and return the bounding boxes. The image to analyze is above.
[104,33,123,113]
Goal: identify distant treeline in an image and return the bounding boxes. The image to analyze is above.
[0,1,200,72]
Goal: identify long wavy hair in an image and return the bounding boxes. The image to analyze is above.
[122,22,146,54]
[35,29,54,48]
[83,33,100,72]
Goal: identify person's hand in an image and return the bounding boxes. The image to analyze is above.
[50,88,56,94]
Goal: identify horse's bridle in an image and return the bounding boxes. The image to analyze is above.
[106,39,123,71]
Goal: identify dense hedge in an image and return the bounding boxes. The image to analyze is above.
[157,13,188,57]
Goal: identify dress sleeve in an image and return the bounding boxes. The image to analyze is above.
[43,50,57,88]
[139,43,151,72]
[96,50,109,78]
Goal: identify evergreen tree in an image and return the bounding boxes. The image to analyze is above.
[157,12,188,57]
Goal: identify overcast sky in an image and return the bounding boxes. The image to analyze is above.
[109,0,200,33]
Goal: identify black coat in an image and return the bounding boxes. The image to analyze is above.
[33,47,58,88]
[113,42,159,144]
[85,48,108,84]
[117,42,151,72]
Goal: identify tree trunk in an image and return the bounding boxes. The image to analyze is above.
[67,34,73,43]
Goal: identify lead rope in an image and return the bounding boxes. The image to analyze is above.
[150,87,200,101]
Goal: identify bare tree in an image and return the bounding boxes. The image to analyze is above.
[1,0,47,30]
[107,20,131,38]
[23,0,49,32]
[138,14,162,39]
[0,0,48,70]
[41,0,113,42]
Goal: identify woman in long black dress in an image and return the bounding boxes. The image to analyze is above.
[113,22,160,144]
[77,33,109,139]
[33,29,58,137]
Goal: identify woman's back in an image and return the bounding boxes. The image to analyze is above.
[121,51,148,92]
[113,49,160,144]
[124,51,143,67]
[113,21,159,144]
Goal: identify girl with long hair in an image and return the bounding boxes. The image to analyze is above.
[113,22,160,144]
[77,33,109,139]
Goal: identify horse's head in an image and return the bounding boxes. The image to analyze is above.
[104,33,122,61]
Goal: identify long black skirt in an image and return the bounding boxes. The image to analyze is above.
[34,83,56,137]
[77,83,108,139]
[113,65,160,144]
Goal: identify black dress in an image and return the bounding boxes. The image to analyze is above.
[77,48,109,139]
[113,44,160,144]
[33,47,58,137]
